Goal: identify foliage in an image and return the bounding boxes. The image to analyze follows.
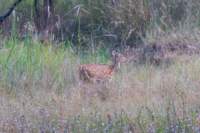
[1,0,200,48]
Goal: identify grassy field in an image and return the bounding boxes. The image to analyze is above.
[1,39,200,132]
[1,0,200,132]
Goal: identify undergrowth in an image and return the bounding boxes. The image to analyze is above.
[1,39,200,132]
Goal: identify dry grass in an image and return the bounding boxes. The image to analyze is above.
[1,43,200,132]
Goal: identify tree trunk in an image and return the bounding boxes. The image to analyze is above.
[34,0,55,43]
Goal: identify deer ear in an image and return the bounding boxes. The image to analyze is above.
[112,50,117,56]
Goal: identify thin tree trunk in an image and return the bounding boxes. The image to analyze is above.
[34,0,55,43]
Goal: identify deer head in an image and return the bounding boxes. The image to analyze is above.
[111,51,127,70]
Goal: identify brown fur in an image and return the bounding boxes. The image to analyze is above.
[79,51,127,83]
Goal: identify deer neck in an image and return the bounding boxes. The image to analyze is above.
[109,60,118,72]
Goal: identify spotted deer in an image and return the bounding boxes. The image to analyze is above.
[79,51,127,83]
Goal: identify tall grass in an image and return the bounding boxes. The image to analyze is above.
[1,39,200,132]
[0,39,110,94]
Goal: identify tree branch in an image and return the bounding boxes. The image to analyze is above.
[0,0,23,23]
